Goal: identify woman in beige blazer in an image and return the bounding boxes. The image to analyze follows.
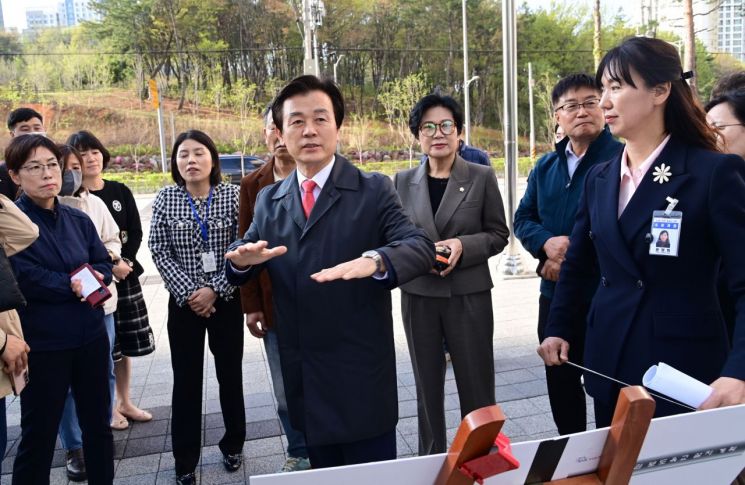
[393,94,509,455]
[0,192,37,473]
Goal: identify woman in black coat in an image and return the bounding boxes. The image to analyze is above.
[538,37,745,426]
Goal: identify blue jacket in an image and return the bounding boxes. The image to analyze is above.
[546,137,745,415]
[10,195,112,351]
[514,128,622,299]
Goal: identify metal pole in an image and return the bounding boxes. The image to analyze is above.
[500,0,527,276]
[169,111,176,149]
[462,0,471,145]
[313,29,320,76]
[157,90,167,174]
[302,0,315,75]
[528,62,536,162]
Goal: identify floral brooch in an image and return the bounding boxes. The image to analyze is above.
[652,163,672,184]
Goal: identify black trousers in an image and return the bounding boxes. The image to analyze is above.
[538,294,587,435]
[13,333,114,485]
[167,296,245,475]
[307,428,396,469]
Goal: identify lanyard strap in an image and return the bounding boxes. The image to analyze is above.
[186,187,213,245]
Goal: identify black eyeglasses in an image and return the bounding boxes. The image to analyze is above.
[555,98,601,114]
[419,120,456,137]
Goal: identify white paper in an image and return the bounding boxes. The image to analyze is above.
[70,266,102,298]
[642,362,714,409]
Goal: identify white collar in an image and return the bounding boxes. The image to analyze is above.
[296,156,336,191]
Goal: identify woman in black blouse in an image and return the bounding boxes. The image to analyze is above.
[67,130,154,431]
[148,130,244,484]
[393,94,509,455]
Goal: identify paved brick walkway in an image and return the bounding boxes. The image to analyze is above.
[1,187,596,484]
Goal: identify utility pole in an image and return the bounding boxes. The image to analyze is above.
[499,0,527,276]
[302,0,315,75]
[149,78,168,174]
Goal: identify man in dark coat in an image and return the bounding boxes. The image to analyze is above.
[225,75,434,468]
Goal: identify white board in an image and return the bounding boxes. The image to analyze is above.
[250,404,745,485]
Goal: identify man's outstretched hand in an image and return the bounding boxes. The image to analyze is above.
[224,241,287,269]
[311,257,380,283]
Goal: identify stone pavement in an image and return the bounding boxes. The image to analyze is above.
[1,189,596,484]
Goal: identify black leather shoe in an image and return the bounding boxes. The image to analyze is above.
[175,472,196,485]
[223,453,243,472]
[65,448,87,482]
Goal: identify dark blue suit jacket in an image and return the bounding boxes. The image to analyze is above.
[546,137,745,416]
[226,156,434,446]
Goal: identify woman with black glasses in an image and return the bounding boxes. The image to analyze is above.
[6,135,114,483]
[393,94,509,455]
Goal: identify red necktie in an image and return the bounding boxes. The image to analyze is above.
[302,179,317,219]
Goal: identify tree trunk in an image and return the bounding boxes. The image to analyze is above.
[593,0,602,71]
[683,0,697,92]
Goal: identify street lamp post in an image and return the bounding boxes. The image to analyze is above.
[464,75,480,145]
[499,0,528,276]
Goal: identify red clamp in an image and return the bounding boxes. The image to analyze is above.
[458,433,520,484]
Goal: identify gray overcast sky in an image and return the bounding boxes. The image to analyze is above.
[2,0,641,32]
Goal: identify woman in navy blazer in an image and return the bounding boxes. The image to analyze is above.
[538,36,745,426]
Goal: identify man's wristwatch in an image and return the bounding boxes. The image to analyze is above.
[361,250,383,273]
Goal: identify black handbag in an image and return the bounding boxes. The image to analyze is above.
[0,245,26,312]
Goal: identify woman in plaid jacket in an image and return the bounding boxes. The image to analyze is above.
[148,130,244,485]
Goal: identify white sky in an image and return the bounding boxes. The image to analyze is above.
[3,0,641,32]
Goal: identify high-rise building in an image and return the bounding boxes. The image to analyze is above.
[26,8,63,29]
[0,0,5,31]
[64,0,101,26]
[640,0,745,62]
[715,0,745,61]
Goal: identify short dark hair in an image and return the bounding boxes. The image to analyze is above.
[597,36,718,152]
[705,91,745,125]
[551,74,599,106]
[58,144,84,171]
[710,71,745,99]
[66,130,111,169]
[5,134,61,172]
[170,130,222,187]
[271,75,345,132]
[408,94,464,139]
[7,107,43,130]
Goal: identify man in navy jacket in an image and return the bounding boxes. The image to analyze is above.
[225,75,433,468]
[514,74,622,435]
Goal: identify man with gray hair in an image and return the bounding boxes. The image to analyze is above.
[237,107,310,472]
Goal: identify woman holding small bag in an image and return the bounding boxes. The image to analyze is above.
[6,134,114,484]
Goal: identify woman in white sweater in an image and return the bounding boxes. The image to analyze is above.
[56,144,123,481]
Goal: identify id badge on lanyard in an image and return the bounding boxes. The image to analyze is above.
[649,207,682,257]
[187,188,217,273]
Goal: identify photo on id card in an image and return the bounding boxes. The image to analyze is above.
[649,210,682,257]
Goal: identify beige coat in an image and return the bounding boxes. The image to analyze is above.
[0,194,38,397]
